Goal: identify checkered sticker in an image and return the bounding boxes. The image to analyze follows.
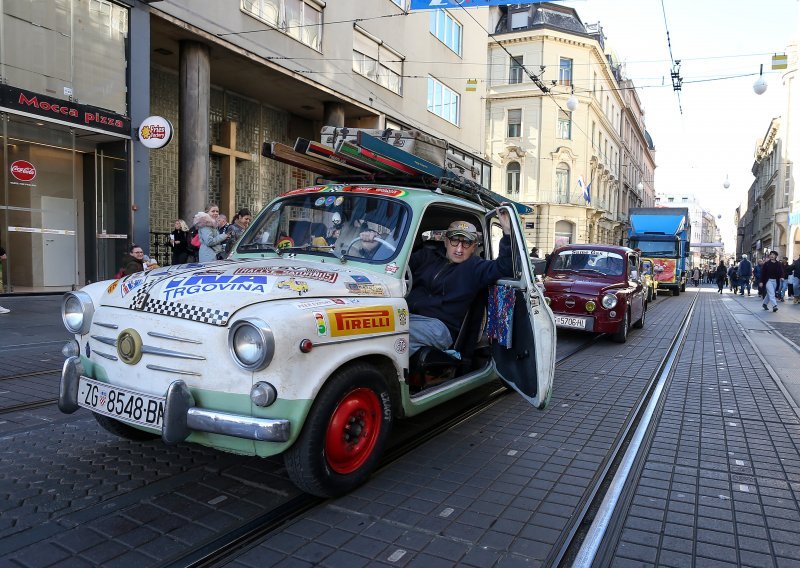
[141,298,230,326]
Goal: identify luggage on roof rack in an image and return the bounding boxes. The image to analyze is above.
[261,126,533,215]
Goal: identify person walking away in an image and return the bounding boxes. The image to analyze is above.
[169,219,191,265]
[224,208,251,256]
[761,250,783,312]
[0,244,9,313]
[754,258,764,298]
[122,244,146,275]
[791,253,800,303]
[194,211,229,262]
[727,264,739,292]
[715,261,727,294]
[779,257,791,301]
[738,254,752,296]
[692,266,701,287]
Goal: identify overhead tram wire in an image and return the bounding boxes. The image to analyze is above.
[215,11,407,37]
[661,0,683,114]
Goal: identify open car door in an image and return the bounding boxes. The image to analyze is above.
[486,206,556,409]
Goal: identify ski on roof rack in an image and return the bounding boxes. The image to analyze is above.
[261,127,533,215]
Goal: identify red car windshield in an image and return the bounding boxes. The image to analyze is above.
[551,250,625,277]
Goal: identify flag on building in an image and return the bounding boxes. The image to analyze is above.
[578,176,591,203]
[772,54,788,70]
[466,79,478,92]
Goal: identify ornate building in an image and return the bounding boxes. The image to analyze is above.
[485,2,655,254]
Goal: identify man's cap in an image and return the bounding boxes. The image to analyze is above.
[445,220,478,242]
[769,250,778,256]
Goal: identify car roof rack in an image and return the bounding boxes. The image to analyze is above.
[262,129,533,215]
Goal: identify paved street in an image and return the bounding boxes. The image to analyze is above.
[0,286,797,567]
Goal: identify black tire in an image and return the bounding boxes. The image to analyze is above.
[92,412,160,441]
[612,310,629,343]
[284,363,393,498]
[672,288,680,296]
[633,302,646,329]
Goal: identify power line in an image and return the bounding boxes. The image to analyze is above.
[216,11,407,37]
[661,0,683,114]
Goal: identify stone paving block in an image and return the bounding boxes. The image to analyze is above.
[318,549,369,567]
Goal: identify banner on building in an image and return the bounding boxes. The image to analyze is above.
[772,54,788,70]
[410,0,556,9]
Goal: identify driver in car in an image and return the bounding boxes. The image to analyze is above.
[368,210,513,355]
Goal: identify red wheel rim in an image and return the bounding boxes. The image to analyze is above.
[325,387,382,474]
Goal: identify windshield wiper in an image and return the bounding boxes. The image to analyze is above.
[577,269,606,276]
[237,243,283,255]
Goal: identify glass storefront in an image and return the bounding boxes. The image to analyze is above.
[0,113,130,293]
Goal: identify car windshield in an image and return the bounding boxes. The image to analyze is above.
[237,192,411,263]
[642,260,653,275]
[551,249,625,276]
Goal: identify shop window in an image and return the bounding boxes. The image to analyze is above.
[353,28,403,95]
[559,57,572,86]
[509,56,524,84]
[429,9,462,55]
[507,162,520,195]
[427,77,460,125]
[241,0,322,51]
[557,110,571,139]
[507,109,521,138]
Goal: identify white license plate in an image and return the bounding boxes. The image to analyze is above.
[555,315,587,329]
[78,376,165,429]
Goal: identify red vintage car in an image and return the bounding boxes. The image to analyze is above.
[543,244,647,343]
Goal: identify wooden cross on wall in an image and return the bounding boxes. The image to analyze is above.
[210,121,252,217]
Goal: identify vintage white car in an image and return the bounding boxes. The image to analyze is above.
[59,183,556,497]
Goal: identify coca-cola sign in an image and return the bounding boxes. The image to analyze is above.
[10,160,36,182]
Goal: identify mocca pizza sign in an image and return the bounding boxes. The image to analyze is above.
[0,85,130,137]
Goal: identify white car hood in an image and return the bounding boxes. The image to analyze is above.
[100,258,400,325]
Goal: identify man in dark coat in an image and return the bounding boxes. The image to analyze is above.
[761,250,783,312]
[121,245,146,276]
[737,254,752,296]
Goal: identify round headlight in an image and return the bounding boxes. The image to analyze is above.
[61,291,94,334]
[601,294,618,310]
[585,300,596,312]
[228,318,275,371]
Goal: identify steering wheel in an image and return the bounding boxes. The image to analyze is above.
[344,236,397,257]
[403,263,413,297]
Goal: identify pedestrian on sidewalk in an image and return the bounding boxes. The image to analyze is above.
[754,258,765,299]
[779,257,791,301]
[728,264,739,292]
[791,253,800,304]
[692,266,701,287]
[0,244,8,314]
[715,261,727,294]
[761,250,783,312]
[738,254,752,296]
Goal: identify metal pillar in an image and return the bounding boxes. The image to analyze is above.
[179,41,210,224]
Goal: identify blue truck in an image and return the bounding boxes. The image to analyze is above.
[627,207,691,296]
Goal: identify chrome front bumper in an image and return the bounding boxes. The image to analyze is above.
[59,356,290,444]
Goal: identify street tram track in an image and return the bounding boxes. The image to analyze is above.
[160,331,607,568]
[0,368,61,382]
[0,399,59,415]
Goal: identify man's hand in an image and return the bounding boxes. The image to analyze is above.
[497,206,512,235]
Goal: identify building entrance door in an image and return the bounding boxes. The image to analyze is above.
[42,196,78,286]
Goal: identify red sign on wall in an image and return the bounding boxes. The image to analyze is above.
[10,160,36,182]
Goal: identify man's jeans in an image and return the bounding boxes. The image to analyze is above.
[409,314,453,356]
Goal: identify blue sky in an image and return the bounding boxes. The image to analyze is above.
[560,0,798,249]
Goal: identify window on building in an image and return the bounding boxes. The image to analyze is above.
[555,220,574,248]
[510,9,528,29]
[681,197,688,202]
[390,0,408,9]
[241,0,322,51]
[507,109,521,138]
[509,56,524,84]
[507,162,521,194]
[785,164,791,207]
[427,76,460,125]
[668,197,674,203]
[353,28,403,95]
[556,163,570,203]
[559,58,573,86]
[557,110,571,139]
[429,9,462,55]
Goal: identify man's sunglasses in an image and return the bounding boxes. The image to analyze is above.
[447,237,476,248]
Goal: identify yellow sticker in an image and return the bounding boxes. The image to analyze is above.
[327,305,396,337]
[106,280,119,295]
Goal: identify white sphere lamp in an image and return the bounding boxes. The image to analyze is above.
[566,94,578,112]
[636,181,644,191]
[723,175,731,189]
[753,64,767,95]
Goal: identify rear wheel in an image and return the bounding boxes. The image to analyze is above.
[92,412,159,441]
[612,310,629,343]
[284,363,393,497]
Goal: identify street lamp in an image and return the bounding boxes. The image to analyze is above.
[636,181,644,192]
[566,85,578,112]
[723,175,730,189]
[753,64,768,95]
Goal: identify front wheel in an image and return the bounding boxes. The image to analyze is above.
[612,310,629,343]
[92,412,160,441]
[633,302,646,329]
[284,363,393,497]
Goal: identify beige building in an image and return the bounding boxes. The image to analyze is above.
[484,3,655,254]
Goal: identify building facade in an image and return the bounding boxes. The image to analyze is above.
[484,2,655,255]
[1,0,492,293]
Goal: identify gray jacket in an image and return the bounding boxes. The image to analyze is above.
[198,226,226,262]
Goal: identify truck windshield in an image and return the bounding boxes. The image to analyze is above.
[630,240,678,257]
